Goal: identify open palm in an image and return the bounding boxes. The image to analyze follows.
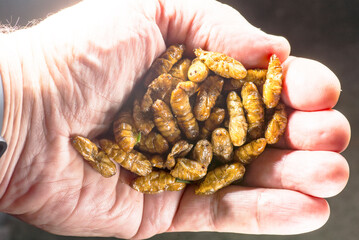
[0,0,350,239]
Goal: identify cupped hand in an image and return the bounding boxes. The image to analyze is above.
[0,0,350,239]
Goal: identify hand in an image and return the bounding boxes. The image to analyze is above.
[0,0,350,239]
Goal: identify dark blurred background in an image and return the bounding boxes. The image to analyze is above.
[0,0,358,239]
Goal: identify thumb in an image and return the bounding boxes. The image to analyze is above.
[156,0,290,68]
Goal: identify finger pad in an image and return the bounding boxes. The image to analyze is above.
[282,57,341,110]
[279,110,350,152]
[244,150,349,198]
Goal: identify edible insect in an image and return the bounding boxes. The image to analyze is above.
[132,171,186,194]
[143,44,185,87]
[195,162,245,195]
[241,82,265,139]
[211,128,233,163]
[263,54,283,108]
[170,158,207,181]
[166,140,193,170]
[187,58,210,83]
[169,58,191,81]
[265,103,287,144]
[200,108,226,139]
[99,139,152,176]
[227,91,247,146]
[194,48,247,79]
[194,75,224,121]
[152,99,182,144]
[234,138,267,165]
[72,136,116,178]
[113,111,138,152]
[170,88,199,140]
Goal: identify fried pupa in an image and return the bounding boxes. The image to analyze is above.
[200,108,226,139]
[194,48,247,79]
[143,44,185,87]
[187,58,210,83]
[138,130,169,154]
[166,140,193,170]
[71,136,116,178]
[113,111,138,152]
[241,82,265,139]
[227,91,248,146]
[170,88,199,140]
[133,99,154,135]
[99,139,152,176]
[169,58,191,81]
[141,73,174,112]
[263,54,283,108]
[230,69,267,89]
[194,75,224,121]
[152,99,182,144]
[149,155,166,169]
[265,103,287,144]
[234,138,267,165]
[175,81,199,97]
[192,139,213,167]
[211,128,233,163]
[195,162,245,195]
[132,171,186,194]
[170,158,207,181]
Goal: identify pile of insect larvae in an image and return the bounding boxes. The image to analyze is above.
[71,44,288,195]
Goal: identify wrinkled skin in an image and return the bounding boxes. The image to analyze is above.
[0,0,350,239]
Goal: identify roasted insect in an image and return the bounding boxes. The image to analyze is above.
[77,45,289,195]
[170,158,207,181]
[72,136,116,178]
[132,171,186,194]
[170,88,199,140]
[166,140,193,170]
[169,58,191,81]
[230,69,267,89]
[241,82,265,139]
[211,128,233,163]
[99,139,152,176]
[195,162,245,195]
[113,111,138,152]
[194,48,247,79]
[194,75,224,121]
[227,91,248,146]
[141,73,174,112]
[137,130,169,154]
[149,155,166,169]
[263,54,283,108]
[187,58,210,83]
[176,81,199,97]
[222,79,241,92]
[200,108,226,139]
[234,138,267,165]
[152,99,182,144]
[192,139,213,167]
[265,103,287,144]
[133,99,154,135]
[143,44,185,87]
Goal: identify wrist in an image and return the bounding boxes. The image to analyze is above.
[0,29,42,199]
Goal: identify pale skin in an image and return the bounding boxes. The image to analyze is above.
[0,0,351,239]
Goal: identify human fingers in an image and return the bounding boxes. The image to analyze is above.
[281,57,341,110]
[275,109,350,152]
[132,191,184,239]
[156,0,290,68]
[242,149,349,198]
[168,186,329,235]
